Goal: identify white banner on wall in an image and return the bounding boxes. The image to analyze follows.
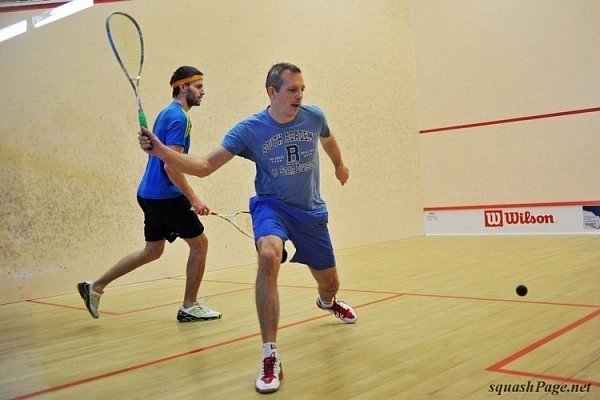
[425,204,600,235]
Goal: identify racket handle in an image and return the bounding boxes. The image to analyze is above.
[138,110,153,149]
[138,109,148,128]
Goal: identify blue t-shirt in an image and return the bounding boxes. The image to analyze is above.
[137,101,192,199]
[221,104,330,211]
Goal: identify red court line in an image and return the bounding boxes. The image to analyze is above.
[15,288,598,398]
[28,287,252,317]
[28,286,600,315]
[419,106,600,134]
[109,287,253,316]
[9,294,400,400]
[405,292,599,309]
[491,368,599,388]
[27,299,121,315]
[424,199,600,212]
[278,294,404,330]
[10,330,263,400]
[486,308,600,387]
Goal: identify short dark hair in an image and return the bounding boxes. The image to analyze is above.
[170,66,203,97]
[265,63,301,91]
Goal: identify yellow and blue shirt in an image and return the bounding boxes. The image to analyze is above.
[138,101,192,199]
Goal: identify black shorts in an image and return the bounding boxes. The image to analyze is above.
[137,195,204,242]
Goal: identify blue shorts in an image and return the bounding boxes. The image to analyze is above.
[249,196,335,270]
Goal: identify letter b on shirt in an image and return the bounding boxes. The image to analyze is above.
[286,144,300,164]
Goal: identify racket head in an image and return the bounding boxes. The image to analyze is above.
[232,211,253,238]
[105,12,144,97]
[212,211,254,239]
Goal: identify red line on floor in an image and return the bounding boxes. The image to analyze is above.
[27,299,121,315]
[111,287,253,316]
[15,286,598,398]
[10,331,263,400]
[27,286,253,316]
[405,292,599,309]
[486,308,600,386]
[8,294,393,400]
[492,368,600,388]
[27,286,599,315]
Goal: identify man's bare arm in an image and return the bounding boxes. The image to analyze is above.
[139,128,234,177]
[320,134,349,185]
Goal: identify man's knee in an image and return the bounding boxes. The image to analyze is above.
[312,267,339,291]
[145,242,165,261]
[258,246,281,267]
[256,236,285,266]
[187,232,208,252]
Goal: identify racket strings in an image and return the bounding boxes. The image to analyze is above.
[234,213,254,237]
[106,13,143,83]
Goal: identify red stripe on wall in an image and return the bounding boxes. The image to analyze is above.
[424,200,600,212]
[419,106,600,134]
[0,0,126,13]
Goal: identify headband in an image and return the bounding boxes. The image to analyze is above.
[170,74,203,88]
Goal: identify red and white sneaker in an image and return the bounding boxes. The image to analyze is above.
[255,352,283,394]
[316,297,358,324]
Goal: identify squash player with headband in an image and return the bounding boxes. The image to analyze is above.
[77,66,222,323]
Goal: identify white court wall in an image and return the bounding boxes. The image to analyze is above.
[3,0,598,303]
[0,0,422,303]
[413,0,600,207]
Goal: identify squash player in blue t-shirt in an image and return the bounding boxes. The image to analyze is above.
[139,63,357,394]
[77,66,221,323]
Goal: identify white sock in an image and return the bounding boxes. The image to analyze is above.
[90,281,102,295]
[319,297,333,308]
[263,342,277,358]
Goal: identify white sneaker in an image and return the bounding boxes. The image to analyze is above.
[77,281,101,319]
[177,297,222,322]
[255,352,283,393]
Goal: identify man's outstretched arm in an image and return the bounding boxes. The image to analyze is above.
[139,127,234,177]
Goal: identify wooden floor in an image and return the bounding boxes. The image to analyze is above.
[1,235,599,399]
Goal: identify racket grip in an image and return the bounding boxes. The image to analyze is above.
[138,110,152,149]
[138,109,148,128]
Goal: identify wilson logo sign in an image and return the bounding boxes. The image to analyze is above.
[484,210,556,227]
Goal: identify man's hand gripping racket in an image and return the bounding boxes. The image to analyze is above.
[139,127,157,153]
